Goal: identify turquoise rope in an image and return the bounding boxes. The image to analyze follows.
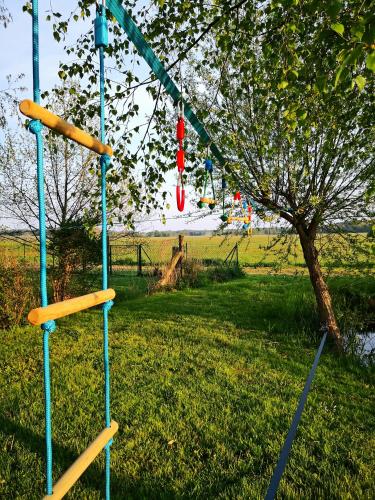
[100,45,106,146]
[31,0,54,495]
[98,7,113,498]
[30,2,113,497]
[106,0,226,167]
[32,0,40,104]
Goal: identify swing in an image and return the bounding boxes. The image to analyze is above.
[176,100,186,212]
[197,150,216,210]
[220,185,253,236]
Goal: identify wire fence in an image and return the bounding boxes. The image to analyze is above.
[0,242,40,267]
[0,236,240,276]
[109,239,239,275]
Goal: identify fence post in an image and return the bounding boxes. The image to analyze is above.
[109,245,113,275]
[137,244,143,276]
[23,243,26,260]
[236,243,239,267]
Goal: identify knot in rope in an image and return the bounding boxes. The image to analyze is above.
[204,159,213,173]
[102,299,114,312]
[28,119,43,135]
[100,154,111,172]
[41,320,56,334]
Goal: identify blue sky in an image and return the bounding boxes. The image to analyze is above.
[0,1,225,233]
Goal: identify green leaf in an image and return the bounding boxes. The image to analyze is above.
[350,24,364,41]
[315,75,328,93]
[331,23,345,37]
[278,80,289,89]
[354,75,366,91]
[334,48,361,87]
[366,52,375,72]
[327,1,342,17]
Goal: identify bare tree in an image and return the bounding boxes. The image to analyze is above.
[0,82,131,299]
[0,82,132,232]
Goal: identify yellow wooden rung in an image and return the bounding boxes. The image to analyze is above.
[227,217,250,223]
[19,100,113,156]
[200,197,216,205]
[28,289,116,326]
[43,420,119,500]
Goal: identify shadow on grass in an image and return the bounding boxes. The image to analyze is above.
[115,276,319,342]
[0,415,178,499]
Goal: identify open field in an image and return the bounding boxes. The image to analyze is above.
[0,274,374,498]
[110,235,306,268]
[3,234,373,272]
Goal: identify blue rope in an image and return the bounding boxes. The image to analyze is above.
[32,0,40,104]
[99,45,106,146]
[30,1,54,494]
[97,6,113,498]
[265,331,328,500]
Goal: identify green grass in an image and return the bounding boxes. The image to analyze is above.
[0,274,374,499]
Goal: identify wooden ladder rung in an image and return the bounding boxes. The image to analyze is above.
[28,289,116,325]
[19,100,113,156]
[227,217,250,223]
[43,420,119,500]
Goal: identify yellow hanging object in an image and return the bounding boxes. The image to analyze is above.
[226,192,252,236]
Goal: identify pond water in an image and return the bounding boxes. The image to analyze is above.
[356,331,375,364]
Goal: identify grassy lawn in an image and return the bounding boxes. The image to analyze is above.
[0,274,374,499]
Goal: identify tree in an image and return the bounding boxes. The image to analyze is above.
[1,86,98,232]
[0,0,12,28]
[0,5,25,131]
[182,2,374,348]
[48,221,101,301]
[0,82,133,231]
[0,82,131,299]
[21,1,375,348]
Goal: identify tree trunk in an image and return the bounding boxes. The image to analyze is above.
[297,225,343,351]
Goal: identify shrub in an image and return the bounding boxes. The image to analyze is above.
[49,223,101,301]
[207,264,246,283]
[0,255,38,328]
[177,261,245,289]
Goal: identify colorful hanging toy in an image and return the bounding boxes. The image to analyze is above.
[221,185,253,235]
[176,100,185,212]
[197,148,216,210]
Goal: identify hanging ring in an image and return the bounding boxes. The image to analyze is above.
[176,172,185,212]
